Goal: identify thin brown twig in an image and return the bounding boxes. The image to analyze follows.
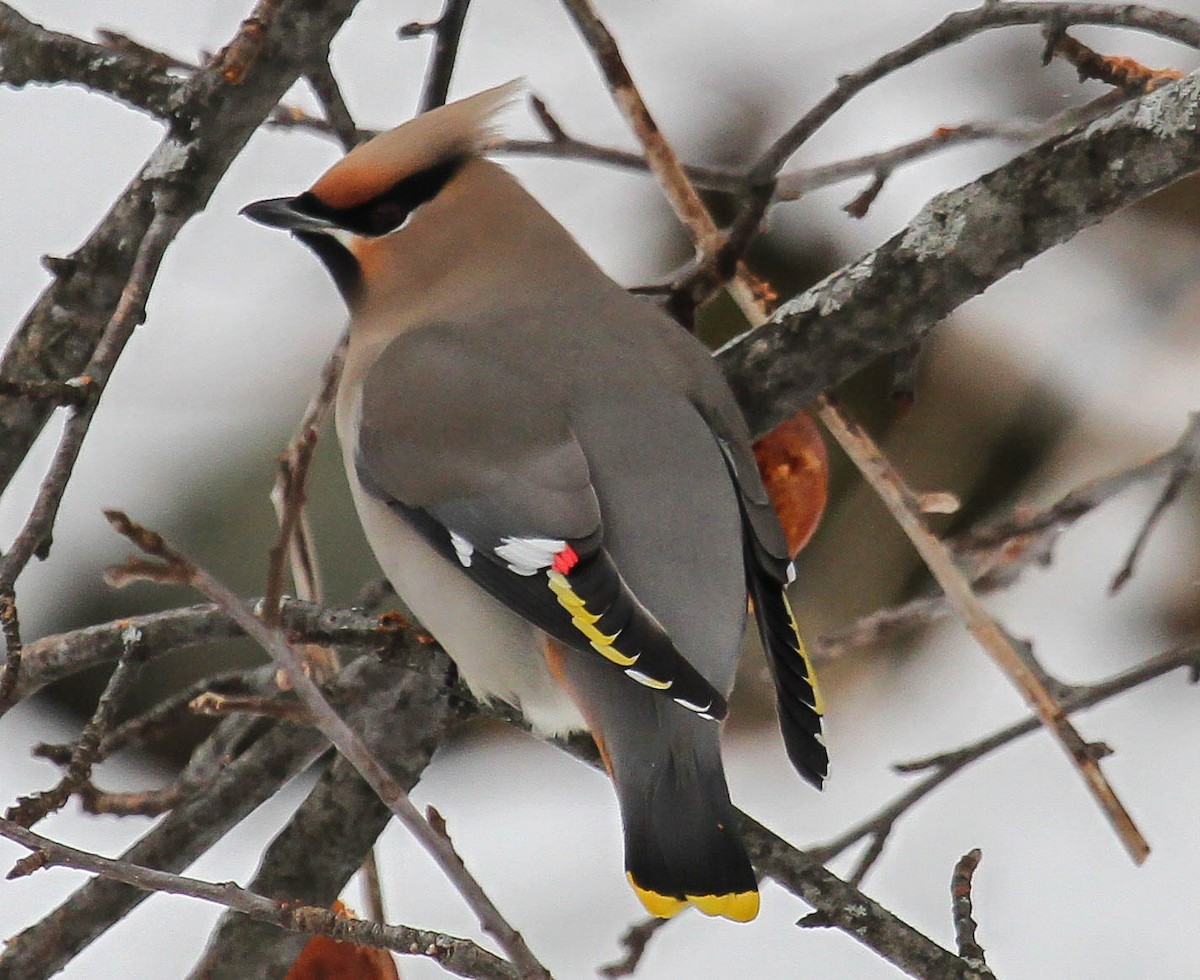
[5,627,148,828]
[0,593,22,715]
[0,207,180,722]
[33,668,259,766]
[771,95,1123,202]
[360,848,387,924]
[807,644,1199,883]
[0,817,519,980]
[815,396,1149,864]
[598,916,671,978]
[1110,412,1200,592]
[305,60,361,151]
[1044,25,1185,93]
[189,690,312,723]
[558,0,724,262]
[264,333,346,629]
[816,414,1200,659]
[950,850,993,973]
[0,376,95,407]
[77,781,185,819]
[697,0,1200,314]
[103,511,552,979]
[403,0,475,114]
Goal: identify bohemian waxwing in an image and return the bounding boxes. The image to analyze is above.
[242,82,827,923]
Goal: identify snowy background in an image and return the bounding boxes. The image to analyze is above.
[2,1,1199,976]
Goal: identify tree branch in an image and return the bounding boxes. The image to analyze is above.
[815,396,1150,863]
[6,632,146,827]
[718,67,1200,437]
[0,4,181,116]
[103,511,551,979]
[10,597,419,704]
[402,0,474,114]
[808,644,1199,882]
[0,0,364,504]
[0,818,518,980]
[702,0,1200,306]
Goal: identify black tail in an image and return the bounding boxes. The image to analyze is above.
[552,623,759,921]
[615,715,759,921]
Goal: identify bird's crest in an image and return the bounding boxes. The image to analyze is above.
[309,80,522,211]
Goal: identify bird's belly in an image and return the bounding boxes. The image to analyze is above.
[345,479,587,737]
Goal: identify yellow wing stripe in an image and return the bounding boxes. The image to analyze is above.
[548,570,637,668]
[627,874,760,922]
[783,590,824,716]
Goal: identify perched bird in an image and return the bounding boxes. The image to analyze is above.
[242,83,826,922]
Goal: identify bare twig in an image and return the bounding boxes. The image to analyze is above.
[5,623,147,828]
[0,818,519,980]
[816,414,1200,659]
[815,396,1150,864]
[9,598,416,706]
[0,207,178,724]
[33,669,259,766]
[842,168,890,219]
[702,0,1200,313]
[1110,413,1200,592]
[772,96,1122,201]
[950,850,993,974]
[557,0,725,264]
[77,781,185,819]
[402,0,474,114]
[305,61,361,151]
[360,848,387,924]
[265,334,346,628]
[598,916,671,978]
[1044,25,1185,93]
[0,593,22,715]
[0,376,94,407]
[189,690,311,723]
[0,206,175,589]
[103,511,551,979]
[808,644,1199,880]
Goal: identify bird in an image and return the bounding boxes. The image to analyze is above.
[242,82,826,923]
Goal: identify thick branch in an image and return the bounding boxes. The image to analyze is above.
[718,68,1200,437]
[0,4,180,116]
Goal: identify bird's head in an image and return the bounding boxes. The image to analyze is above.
[241,81,520,301]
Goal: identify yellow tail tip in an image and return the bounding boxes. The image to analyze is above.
[627,874,760,922]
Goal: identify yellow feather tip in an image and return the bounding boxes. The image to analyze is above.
[688,889,761,923]
[627,875,760,922]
